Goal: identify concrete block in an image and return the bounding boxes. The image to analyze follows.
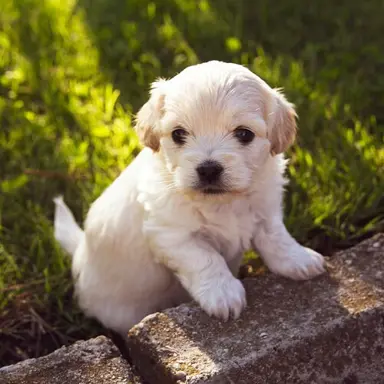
[127,234,384,384]
[0,336,143,384]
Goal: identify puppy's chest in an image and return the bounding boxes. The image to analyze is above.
[196,203,256,260]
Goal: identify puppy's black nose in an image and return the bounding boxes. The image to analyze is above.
[196,161,224,184]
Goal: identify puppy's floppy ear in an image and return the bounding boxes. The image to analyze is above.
[266,89,297,155]
[135,79,167,151]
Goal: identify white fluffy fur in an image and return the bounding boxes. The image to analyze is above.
[53,61,325,334]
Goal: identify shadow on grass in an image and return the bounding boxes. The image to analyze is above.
[77,0,384,126]
[74,0,235,108]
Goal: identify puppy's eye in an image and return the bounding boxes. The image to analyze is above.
[172,127,189,145]
[234,126,255,145]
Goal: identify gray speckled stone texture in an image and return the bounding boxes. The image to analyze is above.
[126,234,384,384]
[0,336,143,384]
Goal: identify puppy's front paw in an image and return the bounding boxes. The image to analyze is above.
[196,275,246,321]
[271,246,325,281]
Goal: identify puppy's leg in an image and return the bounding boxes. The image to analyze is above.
[253,218,325,280]
[148,228,246,321]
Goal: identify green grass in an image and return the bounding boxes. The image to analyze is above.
[1,0,383,365]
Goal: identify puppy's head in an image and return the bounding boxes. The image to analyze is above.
[135,61,296,196]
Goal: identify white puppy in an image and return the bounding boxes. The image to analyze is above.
[53,60,325,335]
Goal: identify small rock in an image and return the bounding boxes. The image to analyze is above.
[141,313,158,323]
[260,332,268,338]
[174,370,187,381]
[89,336,104,345]
[372,242,380,248]
[345,259,353,266]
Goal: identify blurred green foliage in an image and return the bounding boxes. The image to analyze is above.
[0,0,383,364]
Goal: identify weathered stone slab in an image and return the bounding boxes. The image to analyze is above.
[127,234,384,384]
[0,336,143,384]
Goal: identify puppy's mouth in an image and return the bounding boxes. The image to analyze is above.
[202,187,226,195]
[193,183,228,195]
